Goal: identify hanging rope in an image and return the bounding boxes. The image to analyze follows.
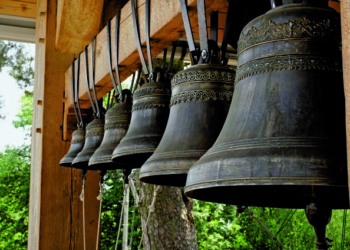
[115,183,126,250]
[276,209,297,237]
[96,180,104,250]
[79,172,87,250]
[138,185,160,250]
[128,195,136,249]
[341,209,347,250]
[245,208,285,249]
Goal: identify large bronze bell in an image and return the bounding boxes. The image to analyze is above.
[185,0,348,209]
[112,68,171,167]
[89,90,133,170]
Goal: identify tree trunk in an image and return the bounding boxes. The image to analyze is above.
[137,181,198,250]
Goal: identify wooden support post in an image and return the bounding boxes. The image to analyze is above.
[341,0,350,202]
[62,0,229,140]
[28,0,101,249]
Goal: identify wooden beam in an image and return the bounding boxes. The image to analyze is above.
[63,0,228,140]
[55,0,105,54]
[341,0,350,203]
[28,0,101,249]
[0,0,36,19]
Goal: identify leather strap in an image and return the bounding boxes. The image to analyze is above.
[84,46,97,115]
[210,11,218,43]
[75,56,84,127]
[221,0,234,64]
[71,60,80,127]
[131,0,149,75]
[90,37,101,115]
[114,10,123,96]
[107,18,120,96]
[197,0,209,59]
[179,0,195,52]
[145,0,153,80]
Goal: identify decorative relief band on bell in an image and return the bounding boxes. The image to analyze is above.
[236,55,342,82]
[171,69,235,87]
[73,130,85,136]
[148,150,208,161]
[133,87,171,99]
[132,103,169,111]
[238,17,341,53]
[71,139,85,144]
[86,123,104,129]
[170,90,233,107]
[205,137,344,156]
[86,131,105,137]
[106,109,131,118]
[104,123,130,130]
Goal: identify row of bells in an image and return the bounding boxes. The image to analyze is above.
[61,0,349,209]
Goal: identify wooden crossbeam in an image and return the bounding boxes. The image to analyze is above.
[0,0,36,19]
[63,0,229,140]
[55,0,105,53]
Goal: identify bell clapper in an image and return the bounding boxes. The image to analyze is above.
[305,200,333,250]
[236,205,248,214]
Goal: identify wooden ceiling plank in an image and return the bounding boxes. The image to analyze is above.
[0,0,36,19]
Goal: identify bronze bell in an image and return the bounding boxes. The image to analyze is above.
[139,0,235,186]
[139,64,235,186]
[60,127,85,167]
[89,90,133,170]
[112,68,171,167]
[185,0,349,209]
[60,59,86,168]
[72,116,104,169]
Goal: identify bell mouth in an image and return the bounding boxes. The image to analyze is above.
[112,152,154,169]
[71,160,89,170]
[185,185,349,209]
[139,171,188,187]
[59,160,74,167]
[88,161,128,171]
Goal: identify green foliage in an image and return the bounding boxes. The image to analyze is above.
[13,91,33,137]
[0,40,34,88]
[193,201,350,250]
[0,145,30,250]
[100,170,142,250]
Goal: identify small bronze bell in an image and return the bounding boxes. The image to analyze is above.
[60,59,86,168]
[72,116,104,169]
[112,68,171,167]
[89,90,133,170]
[60,128,85,167]
[184,0,349,209]
[112,0,171,167]
[139,0,235,187]
[72,46,105,170]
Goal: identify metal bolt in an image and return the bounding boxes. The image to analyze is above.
[202,50,208,59]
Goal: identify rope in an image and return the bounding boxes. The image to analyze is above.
[115,184,125,250]
[245,209,285,249]
[80,175,86,250]
[138,185,160,250]
[341,209,347,250]
[96,181,103,250]
[276,209,297,237]
[128,196,136,249]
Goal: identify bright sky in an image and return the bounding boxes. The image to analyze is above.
[0,42,35,151]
